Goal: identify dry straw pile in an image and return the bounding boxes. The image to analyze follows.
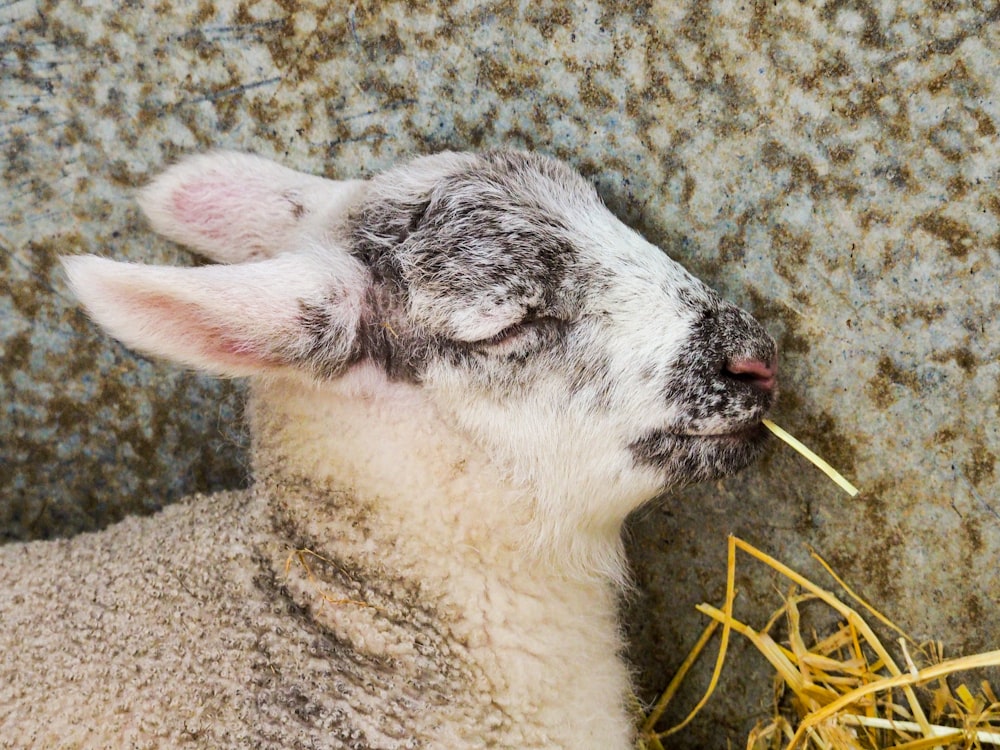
[638,423,1000,750]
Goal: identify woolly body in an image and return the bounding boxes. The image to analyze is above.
[0,150,777,748]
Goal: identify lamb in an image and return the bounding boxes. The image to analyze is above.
[0,149,777,749]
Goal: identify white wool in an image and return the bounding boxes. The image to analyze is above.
[0,150,777,749]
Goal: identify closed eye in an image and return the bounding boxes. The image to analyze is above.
[479,322,528,347]
[475,316,564,350]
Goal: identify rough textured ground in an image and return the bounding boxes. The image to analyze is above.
[2,0,998,746]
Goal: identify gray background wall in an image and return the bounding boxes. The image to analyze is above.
[2,0,998,746]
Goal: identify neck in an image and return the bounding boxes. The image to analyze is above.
[250,368,533,566]
[245,368,636,747]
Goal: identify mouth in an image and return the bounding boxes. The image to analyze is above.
[630,420,771,484]
[679,422,769,442]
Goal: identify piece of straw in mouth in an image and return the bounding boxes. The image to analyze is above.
[762,418,860,497]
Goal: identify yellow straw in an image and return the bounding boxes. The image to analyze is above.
[762,419,860,497]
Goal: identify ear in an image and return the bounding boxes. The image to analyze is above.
[63,252,369,378]
[138,151,367,264]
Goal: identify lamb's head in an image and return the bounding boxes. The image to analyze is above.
[66,150,776,556]
[347,151,776,496]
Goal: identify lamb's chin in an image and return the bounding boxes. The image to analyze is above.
[629,423,771,486]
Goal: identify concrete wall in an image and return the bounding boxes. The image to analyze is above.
[3,0,998,745]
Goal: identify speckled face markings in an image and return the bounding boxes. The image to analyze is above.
[624,289,777,484]
[629,429,769,488]
[662,301,778,429]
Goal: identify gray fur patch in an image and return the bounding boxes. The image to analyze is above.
[249,512,500,749]
[342,151,601,378]
[259,476,489,689]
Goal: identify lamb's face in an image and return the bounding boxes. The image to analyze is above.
[344,151,777,502]
[65,149,776,533]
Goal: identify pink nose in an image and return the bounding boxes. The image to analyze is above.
[724,357,777,392]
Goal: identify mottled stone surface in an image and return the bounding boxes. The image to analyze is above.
[2,0,998,746]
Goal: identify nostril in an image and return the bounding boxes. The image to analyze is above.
[723,357,777,392]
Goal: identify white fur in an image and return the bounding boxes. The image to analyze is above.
[0,150,777,749]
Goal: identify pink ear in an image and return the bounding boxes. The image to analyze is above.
[63,254,367,378]
[99,287,286,373]
[138,152,365,264]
